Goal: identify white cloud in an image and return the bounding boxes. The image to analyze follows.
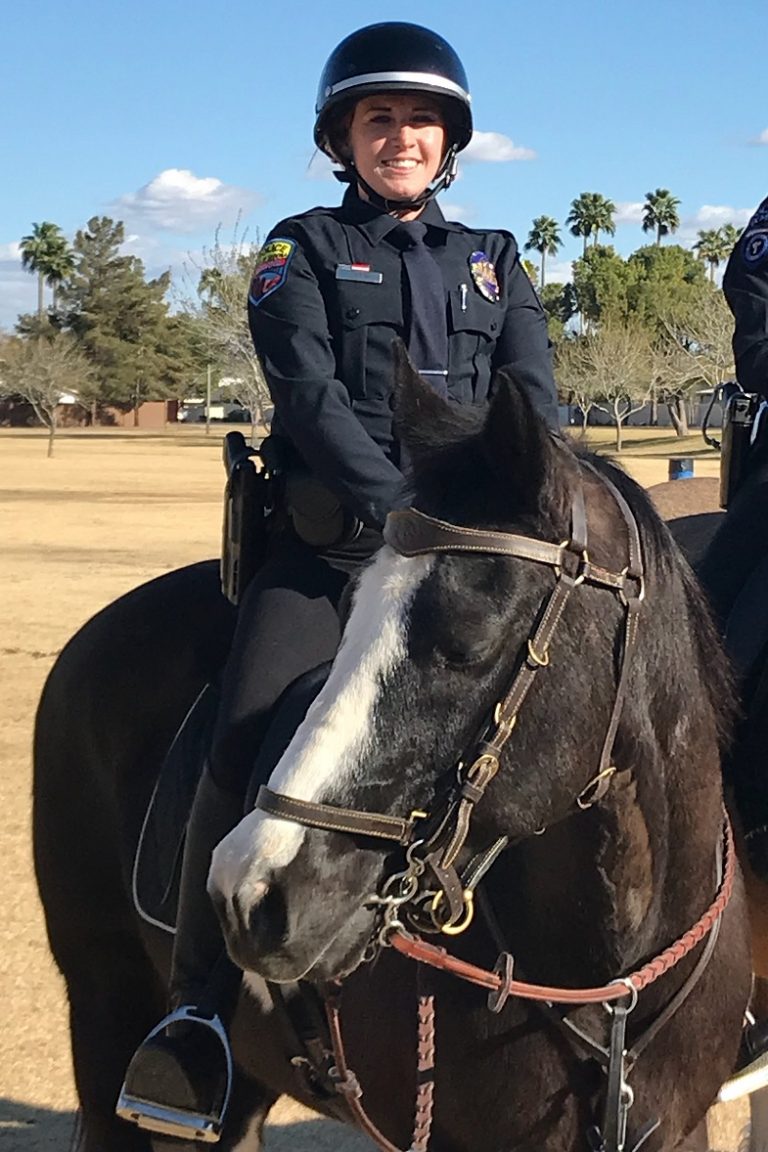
[541,259,573,285]
[0,242,22,262]
[688,204,753,229]
[0,261,36,329]
[463,131,536,163]
[751,128,768,145]
[113,168,259,234]
[615,202,644,225]
[440,202,474,221]
[305,151,343,181]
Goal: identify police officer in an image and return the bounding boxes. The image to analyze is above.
[118,21,558,1142]
[697,197,768,1101]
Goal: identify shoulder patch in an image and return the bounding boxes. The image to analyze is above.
[248,238,296,307]
[746,198,768,232]
[743,230,768,267]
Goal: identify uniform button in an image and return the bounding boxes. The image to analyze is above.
[490,322,498,332]
[346,307,361,319]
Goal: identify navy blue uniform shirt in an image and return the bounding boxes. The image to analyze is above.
[248,186,558,528]
[724,196,768,396]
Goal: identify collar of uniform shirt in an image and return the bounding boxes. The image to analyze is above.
[341,185,462,246]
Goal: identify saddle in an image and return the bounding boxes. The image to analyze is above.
[132,663,333,932]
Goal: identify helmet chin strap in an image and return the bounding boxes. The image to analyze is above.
[334,145,459,213]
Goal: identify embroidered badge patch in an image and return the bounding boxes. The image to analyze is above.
[746,199,768,231]
[743,230,768,266]
[469,251,500,303]
[248,238,296,306]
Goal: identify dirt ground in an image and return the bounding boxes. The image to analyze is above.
[0,428,743,1150]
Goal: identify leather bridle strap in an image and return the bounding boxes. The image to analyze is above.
[390,813,735,1005]
[255,786,419,845]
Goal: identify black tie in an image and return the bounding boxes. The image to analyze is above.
[394,221,449,398]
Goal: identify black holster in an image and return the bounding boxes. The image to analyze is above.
[220,432,283,607]
[720,388,765,508]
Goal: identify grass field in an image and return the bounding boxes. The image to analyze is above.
[0,426,742,1150]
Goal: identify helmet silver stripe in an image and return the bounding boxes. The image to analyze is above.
[326,70,471,103]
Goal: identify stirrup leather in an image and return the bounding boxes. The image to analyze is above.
[115,1006,233,1144]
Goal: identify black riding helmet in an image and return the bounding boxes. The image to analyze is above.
[314,22,473,211]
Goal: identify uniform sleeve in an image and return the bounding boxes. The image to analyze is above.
[723,210,768,397]
[491,240,559,428]
[248,227,405,528]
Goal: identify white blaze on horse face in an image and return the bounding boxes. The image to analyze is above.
[209,547,433,899]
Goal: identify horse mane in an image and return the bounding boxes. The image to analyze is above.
[394,370,734,755]
[579,449,735,751]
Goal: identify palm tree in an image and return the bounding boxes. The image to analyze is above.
[44,242,75,311]
[694,228,730,282]
[642,189,681,245]
[524,216,562,288]
[720,223,741,253]
[566,193,616,256]
[20,222,73,319]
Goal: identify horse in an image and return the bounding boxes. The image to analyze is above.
[34,354,751,1152]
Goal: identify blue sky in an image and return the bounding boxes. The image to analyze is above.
[1,0,765,327]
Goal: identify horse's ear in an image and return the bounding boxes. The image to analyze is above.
[392,339,454,459]
[482,369,553,507]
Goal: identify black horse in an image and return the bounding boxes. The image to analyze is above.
[35,358,751,1152]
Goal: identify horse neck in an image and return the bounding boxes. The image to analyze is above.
[484,762,723,989]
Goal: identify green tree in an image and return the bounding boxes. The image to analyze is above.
[539,282,577,343]
[571,246,631,326]
[59,216,179,421]
[693,228,730,282]
[566,193,616,256]
[0,332,93,456]
[20,222,74,320]
[626,244,707,330]
[642,188,681,246]
[524,216,562,288]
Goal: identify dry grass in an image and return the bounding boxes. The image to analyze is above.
[0,427,743,1149]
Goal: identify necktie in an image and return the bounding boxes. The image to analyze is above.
[394,221,449,398]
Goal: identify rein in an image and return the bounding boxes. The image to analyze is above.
[255,462,733,1152]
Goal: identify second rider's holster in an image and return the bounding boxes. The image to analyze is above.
[719,386,768,508]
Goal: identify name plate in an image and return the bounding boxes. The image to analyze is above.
[335,263,383,284]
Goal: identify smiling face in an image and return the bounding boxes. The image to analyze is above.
[347,92,447,210]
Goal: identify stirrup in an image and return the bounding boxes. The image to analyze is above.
[719,1050,768,1102]
[115,1006,233,1143]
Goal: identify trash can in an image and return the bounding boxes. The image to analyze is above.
[669,458,694,481]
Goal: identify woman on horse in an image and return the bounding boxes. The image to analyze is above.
[119,20,558,1143]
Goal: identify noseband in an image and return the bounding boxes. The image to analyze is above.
[256,461,645,930]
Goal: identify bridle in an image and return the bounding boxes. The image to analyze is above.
[253,460,735,1152]
[257,460,646,932]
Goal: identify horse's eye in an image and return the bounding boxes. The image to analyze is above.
[438,634,497,670]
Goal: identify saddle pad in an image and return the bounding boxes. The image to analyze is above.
[132,683,219,933]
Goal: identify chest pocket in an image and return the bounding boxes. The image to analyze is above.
[449,290,500,338]
[448,289,500,402]
[335,280,402,399]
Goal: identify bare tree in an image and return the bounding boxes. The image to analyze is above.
[555,337,608,430]
[658,292,735,436]
[557,325,651,450]
[0,334,93,456]
[178,220,270,433]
